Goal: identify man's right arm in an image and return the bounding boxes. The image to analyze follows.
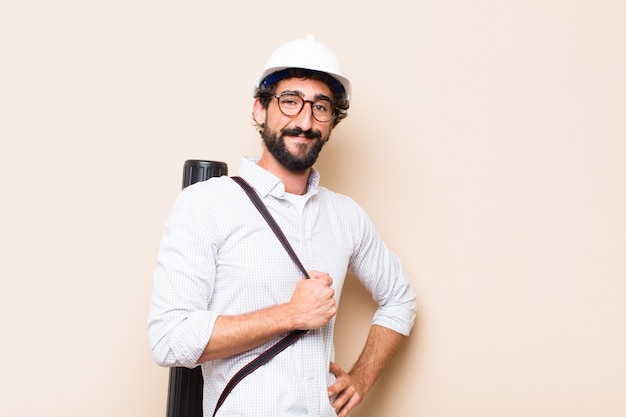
[197,271,336,363]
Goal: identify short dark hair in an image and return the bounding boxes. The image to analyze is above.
[254,68,349,126]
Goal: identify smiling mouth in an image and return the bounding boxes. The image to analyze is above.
[281,128,321,141]
[285,134,310,141]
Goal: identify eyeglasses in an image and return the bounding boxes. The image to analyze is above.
[273,92,336,123]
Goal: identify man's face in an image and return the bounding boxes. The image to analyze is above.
[256,78,334,172]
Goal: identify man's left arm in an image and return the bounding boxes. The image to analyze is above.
[328,324,405,417]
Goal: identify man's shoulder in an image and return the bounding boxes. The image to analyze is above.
[184,175,239,194]
[176,176,245,209]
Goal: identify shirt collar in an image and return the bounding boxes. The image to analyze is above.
[236,156,320,198]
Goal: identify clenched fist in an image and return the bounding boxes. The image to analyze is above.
[287,270,337,330]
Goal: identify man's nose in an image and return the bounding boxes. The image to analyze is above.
[294,101,314,131]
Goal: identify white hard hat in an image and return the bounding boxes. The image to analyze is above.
[256,34,351,101]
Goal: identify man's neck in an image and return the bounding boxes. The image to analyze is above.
[257,152,311,195]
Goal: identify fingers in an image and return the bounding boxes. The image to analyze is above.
[335,392,361,417]
[329,361,341,376]
[289,272,337,330]
[328,362,363,417]
[307,270,332,285]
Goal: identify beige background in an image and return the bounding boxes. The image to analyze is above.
[2,1,625,416]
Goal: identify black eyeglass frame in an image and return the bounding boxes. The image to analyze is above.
[272,92,337,123]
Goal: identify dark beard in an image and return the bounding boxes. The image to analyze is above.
[261,126,327,172]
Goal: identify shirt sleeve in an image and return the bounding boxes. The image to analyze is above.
[148,186,219,368]
[348,203,417,336]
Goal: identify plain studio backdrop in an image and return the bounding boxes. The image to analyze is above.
[1,1,624,416]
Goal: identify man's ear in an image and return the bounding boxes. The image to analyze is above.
[252,98,267,126]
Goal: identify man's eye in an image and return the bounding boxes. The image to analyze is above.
[314,102,330,113]
[280,97,300,107]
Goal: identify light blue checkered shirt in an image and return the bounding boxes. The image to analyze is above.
[149,157,416,416]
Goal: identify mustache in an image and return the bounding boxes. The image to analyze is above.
[280,127,322,140]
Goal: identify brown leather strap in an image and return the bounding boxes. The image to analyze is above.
[212,177,309,416]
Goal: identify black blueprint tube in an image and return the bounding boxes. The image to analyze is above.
[166,160,228,417]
